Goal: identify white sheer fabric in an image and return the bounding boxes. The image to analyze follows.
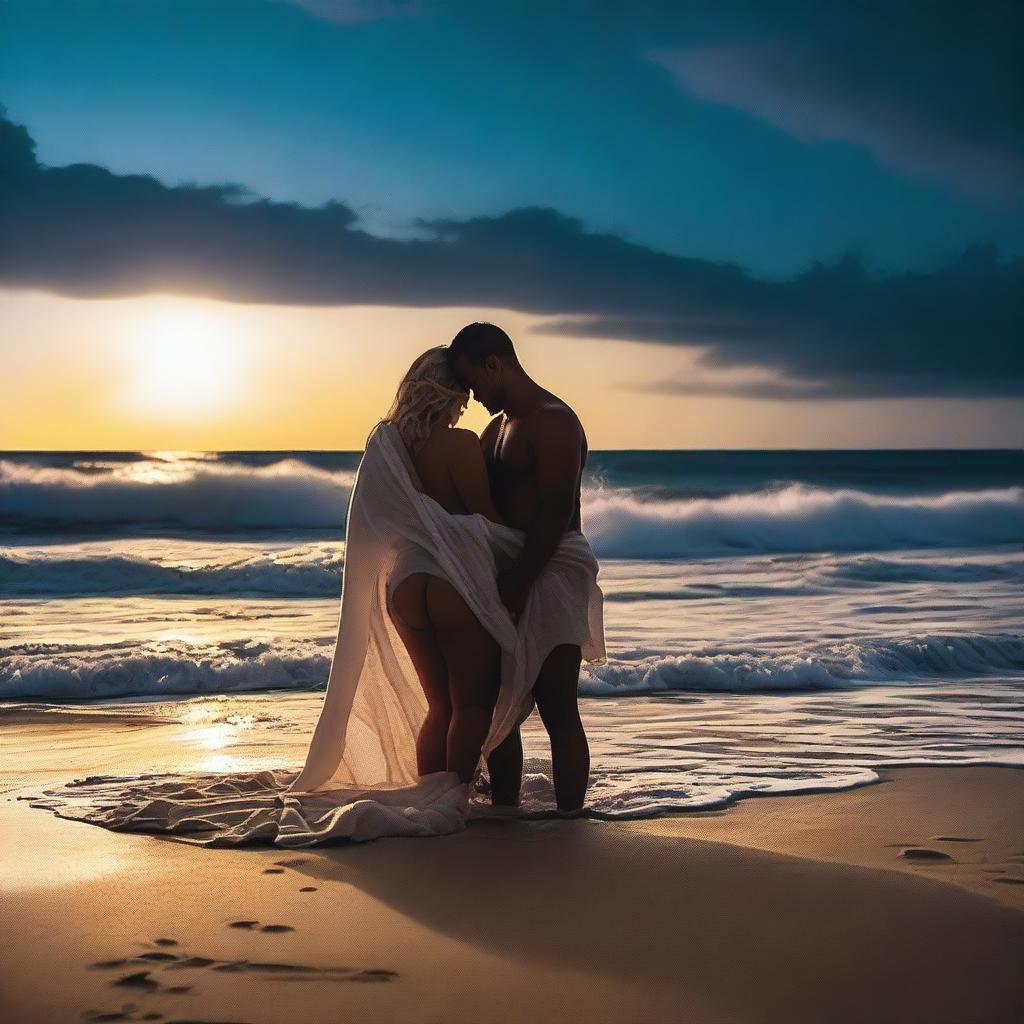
[35,420,606,846]
[284,420,606,823]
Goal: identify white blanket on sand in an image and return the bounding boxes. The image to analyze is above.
[37,420,606,846]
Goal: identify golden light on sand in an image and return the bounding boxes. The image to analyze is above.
[120,305,244,419]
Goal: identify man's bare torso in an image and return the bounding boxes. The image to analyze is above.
[481,394,587,532]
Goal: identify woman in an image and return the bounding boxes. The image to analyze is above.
[381,347,506,785]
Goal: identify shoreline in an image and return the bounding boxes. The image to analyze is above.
[3,752,1023,1023]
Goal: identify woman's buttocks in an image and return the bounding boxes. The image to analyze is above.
[386,543,449,619]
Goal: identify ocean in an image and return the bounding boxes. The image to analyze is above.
[2,447,1023,816]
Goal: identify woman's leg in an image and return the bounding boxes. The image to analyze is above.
[425,576,501,783]
[390,573,451,776]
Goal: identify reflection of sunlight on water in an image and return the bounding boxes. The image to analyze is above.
[146,450,217,463]
[175,704,270,771]
[181,722,235,749]
[179,700,257,729]
[152,628,215,644]
[178,709,258,751]
[195,752,252,772]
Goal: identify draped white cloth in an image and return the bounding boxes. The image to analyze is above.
[282,419,606,839]
[37,420,606,846]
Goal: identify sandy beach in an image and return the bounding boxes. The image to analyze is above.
[3,708,1022,1024]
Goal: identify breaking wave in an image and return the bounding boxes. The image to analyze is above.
[579,633,1024,695]
[584,483,1024,558]
[0,546,343,597]
[0,457,355,530]
[2,453,1022,561]
[4,632,1022,701]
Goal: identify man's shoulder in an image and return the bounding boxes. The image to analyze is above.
[529,397,583,437]
[480,414,504,443]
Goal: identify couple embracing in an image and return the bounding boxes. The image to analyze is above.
[285,322,606,843]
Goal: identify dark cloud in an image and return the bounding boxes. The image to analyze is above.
[1,109,1021,399]
[649,1,1024,203]
[544,248,1024,400]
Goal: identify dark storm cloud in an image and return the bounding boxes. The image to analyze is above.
[543,249,1024,400]
[649,1,1024,202]
[1,109,1021,399]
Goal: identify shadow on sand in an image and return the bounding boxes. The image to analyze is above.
[283,818,1024,1024]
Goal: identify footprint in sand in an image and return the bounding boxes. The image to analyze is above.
[931,835,982,842]
[82,1012,165,1022]
[274,858,312,868]
[227,921,297,933]
[113,971,159,990]
[90,945,398,993]
[299,887,317,893]
[153,939,178,947]
[262,868,285,875]
[349,969,399,983]
[900,847,953,861]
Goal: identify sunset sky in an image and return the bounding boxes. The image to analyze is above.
[1,0,1022,450]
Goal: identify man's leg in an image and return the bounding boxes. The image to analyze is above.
[534,643,588,811]
[486,727,523,806]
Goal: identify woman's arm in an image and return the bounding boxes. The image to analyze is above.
[448,429,505,525]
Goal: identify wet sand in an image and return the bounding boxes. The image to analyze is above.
[1,715,1022,1024]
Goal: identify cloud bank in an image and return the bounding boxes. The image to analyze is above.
[649,3,1024,203]
[1,109,1020,400]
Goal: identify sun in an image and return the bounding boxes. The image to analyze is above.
[121,304,244,419]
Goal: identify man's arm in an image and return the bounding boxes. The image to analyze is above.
[499,409,582,618]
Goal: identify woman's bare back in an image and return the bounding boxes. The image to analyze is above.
[410,427,503,523]
[411,428,471,513]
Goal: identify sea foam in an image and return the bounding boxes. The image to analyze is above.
[3,632,1022,701]
[0,457,355,529]
[584,483,1024,558]
[0,546,344,597]
[2,451,1022,558]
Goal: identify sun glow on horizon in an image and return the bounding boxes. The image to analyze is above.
[2,287,1022,450]
[119,306,245,420]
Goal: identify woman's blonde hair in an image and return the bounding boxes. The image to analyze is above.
[383,346,469,454]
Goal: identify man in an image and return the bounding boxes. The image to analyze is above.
[447,321,594,812]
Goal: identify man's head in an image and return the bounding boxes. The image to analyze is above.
[446,322,519,414]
